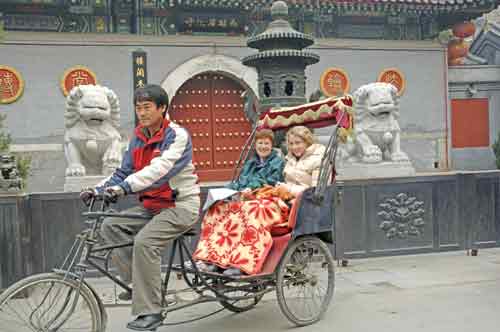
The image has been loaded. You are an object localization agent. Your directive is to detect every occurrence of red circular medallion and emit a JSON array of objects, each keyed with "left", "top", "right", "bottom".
[
  {"left": 61, "top": 66, "right": 98, "bottom": 96},
  {"left": 320, "top": 68, "right": 350, "bottom": 97},
  {"left": 0, "top": 66, "right": 24, "bottom": 104},
  {"left": 378, "top": 68, "right": 406, "bottom": 96}
]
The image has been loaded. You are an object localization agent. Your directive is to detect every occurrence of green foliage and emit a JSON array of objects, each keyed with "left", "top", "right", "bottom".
[
  {"left": 0, "top": 114, "right": 31, "bottom": 188},
  {"left": 15, "top": 154, "right": 31, "bottom": 189},
  {"left": 492, "top": 132, "right": 500, "bottom": 169},
  {"left": 0, "top": 114, "right": 12, "bottom": 152}
]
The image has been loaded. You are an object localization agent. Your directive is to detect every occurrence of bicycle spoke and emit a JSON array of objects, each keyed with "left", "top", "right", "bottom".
[
  {"left": 0, "top": 276, "right": 98, "bottom": 332},
  {"left": 2, "top": 302, "right": 38, "bottom": 332},
  {"left": 277, "top": 237, "right": 335, "bottom": 325}
]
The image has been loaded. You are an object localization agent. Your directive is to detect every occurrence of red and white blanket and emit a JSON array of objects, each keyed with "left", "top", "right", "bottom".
[{"left": 193, "top": 197, "right": 289, "bottom": 275}]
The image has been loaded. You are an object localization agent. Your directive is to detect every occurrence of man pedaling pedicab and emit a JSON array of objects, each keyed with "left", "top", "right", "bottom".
[
  {"left": 193, "top": 125, "right": 325, "bottom": 277},
  {"left": 79, "top": 84, "right": 200, "bottom": 331}
]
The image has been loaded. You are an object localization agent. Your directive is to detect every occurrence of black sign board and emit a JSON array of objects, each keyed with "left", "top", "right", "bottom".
[
  {"left": 132, "top": 50, "right": 148, "bottom": 126},
  {"left": 178, "top": 11, "right": 245, "bottom": 35}
]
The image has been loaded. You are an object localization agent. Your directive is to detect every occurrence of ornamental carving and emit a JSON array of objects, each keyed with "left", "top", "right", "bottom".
[
  {"left": 0, "top": 154, "right": 22, "bottom": 192},
  {"left": 378, "top": 193, "right": 425, "bottom": 239},
  {"left": 64, "top": 85, "right": 122, "bottom": 177},
  {"left": 338, "top": 82, "right": 411, "bottom": 164}
]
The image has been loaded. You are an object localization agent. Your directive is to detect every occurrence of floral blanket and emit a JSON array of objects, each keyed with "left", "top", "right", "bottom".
[{"left": 193, "top": 197, "right": 289, "bottom": 275}]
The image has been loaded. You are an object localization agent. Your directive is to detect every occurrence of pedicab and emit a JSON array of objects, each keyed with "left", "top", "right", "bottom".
[{"left": 0, "top": 95, "right": 353, "bottom": 332}]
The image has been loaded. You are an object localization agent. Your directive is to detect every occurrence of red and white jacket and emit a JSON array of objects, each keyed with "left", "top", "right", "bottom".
[{"left": 98, "top": 119, "right": 199, "bottom": 212}]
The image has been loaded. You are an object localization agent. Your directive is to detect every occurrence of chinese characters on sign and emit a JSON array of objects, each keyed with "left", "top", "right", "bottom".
[
  {"left": 132, "top": 50, "right": 148, "bottom": 126},
  {"left": 378, "top": 68, "right": 406, "bottom": 96},
  {"left": 61, "top": 66, "right": 97, "bottom": 96},
  {"left": 180, "top": 12, "right": 244, "bottom": 34},
  {"left": 0, "top": 66, "right": 24, "bottom": 104},
  {"left": 132, "top": 50, "right": 148, "bottom": 90},
  {"left": 320, "top": 68, "right": 350, "bottom": 97}
]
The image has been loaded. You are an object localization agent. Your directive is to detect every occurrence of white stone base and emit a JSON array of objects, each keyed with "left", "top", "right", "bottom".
[
  {"left": 64, "top": 176, "right": 107, "bottom": 192},
  {"left": 337, "top": 161, "right": 416, "bottom": 180}
]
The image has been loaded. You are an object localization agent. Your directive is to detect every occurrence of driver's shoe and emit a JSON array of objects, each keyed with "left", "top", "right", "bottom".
[{"left": 126, "top": 313, "right": 163, "bottom": 331}]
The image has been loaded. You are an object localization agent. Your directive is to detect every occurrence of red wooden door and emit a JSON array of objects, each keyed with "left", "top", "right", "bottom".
[
  {"left": 451, "top": 98, "right": 490, "bottom": 148},
  {"left": 170, "top": 73, "right": 252, "bottom": 182}
]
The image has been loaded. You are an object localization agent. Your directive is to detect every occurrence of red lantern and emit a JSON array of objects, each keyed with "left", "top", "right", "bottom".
[
  {"left": 452, "top": 22, "right": 476, "bottom": 39},
  {"left": 448, "top": 39, "right": 469, "bottom": 60}
]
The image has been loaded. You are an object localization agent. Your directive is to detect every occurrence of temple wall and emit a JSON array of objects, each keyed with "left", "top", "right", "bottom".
[
  {"left": 448, "top": 65, "right": 500, "bottom": 170},
  {"left": 1, "top": 32, "right": 448, "bottom": 192}
]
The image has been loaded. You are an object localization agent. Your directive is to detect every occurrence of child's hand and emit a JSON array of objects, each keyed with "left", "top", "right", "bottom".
[
  {"left": 240, "top": 188, "right": 254, "bottom": 200},
  {"left": 275, "top": 182, "right": 287, "bottom": 191}
]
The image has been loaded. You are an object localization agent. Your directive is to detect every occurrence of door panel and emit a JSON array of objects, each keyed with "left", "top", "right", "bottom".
[{"left": 170, "top": 73, "right": 252, "bottom": 182}]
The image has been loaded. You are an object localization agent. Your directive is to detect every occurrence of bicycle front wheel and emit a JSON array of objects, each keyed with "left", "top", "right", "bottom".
[{"left": 0, "top": 273, "right": 102, "bottom": 332}]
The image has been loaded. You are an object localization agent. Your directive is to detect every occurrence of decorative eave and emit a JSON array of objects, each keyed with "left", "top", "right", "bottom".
[
  {"left": 247, "top": 22, "right": 314, "bottom": 49},
  {"left": 242, "top": 49, "right": 320, "bottom": 66},
  {"left": 174, "top": 0, "right": 498, "bottom": 14},
  {"left": 245, "top": 0, "right": 498, "bottom": 11},
  {"left": 2, "top": 0, "right": 496, "bottom": 15}
]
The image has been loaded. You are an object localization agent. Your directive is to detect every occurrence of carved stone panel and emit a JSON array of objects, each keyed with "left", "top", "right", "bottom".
[
  {"left": 378, "top": 192, "right": 425, "bottom": 239},
  {"left": 366, "top": 183, "right": 433, "bottom": 253}
]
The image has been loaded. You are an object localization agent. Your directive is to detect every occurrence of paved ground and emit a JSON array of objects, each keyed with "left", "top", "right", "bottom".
[{"left": 85, "top": 247, "right": 500, "bottom": 332}]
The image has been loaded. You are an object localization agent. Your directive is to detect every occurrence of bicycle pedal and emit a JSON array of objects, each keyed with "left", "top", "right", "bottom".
[{"left": 163, "top": 295, "right": 177, "bottom": 306}]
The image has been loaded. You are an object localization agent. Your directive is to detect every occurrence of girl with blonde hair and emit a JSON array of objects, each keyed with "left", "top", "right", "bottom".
[{"left": 277, "top": 126, "right": 326, "bottom": 195}]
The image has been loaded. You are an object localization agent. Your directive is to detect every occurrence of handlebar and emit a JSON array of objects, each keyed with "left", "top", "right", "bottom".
[
  {"left": 83, "top": 211, "right": 150, "bottom": 219},
  {"left": 85, "top": 190, "right": 119, "bottom": 213},
  {"left": 83, "top": 192, "right": 151, "bottom": 220},
  {"left": 95, "top": 190, "right": 119, "bottom": 203}
]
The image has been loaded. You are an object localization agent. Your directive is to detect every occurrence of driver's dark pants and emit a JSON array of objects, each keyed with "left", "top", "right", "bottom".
[{"left": 100, "top": 205, "right": 197, "bottom": 316}]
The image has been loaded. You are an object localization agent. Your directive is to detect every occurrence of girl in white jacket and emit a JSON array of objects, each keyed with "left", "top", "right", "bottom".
[{"left": 278, "top": 126, "right": 326, "bottom": 196}]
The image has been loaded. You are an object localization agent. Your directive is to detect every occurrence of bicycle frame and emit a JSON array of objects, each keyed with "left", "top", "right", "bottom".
[{"left": 53, "top": 195, "right": 275, "bottom": 318}]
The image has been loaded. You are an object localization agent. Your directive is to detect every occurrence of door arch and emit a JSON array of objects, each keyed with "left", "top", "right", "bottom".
[{"left": 169, "top": 72, "right": 253, "bottom": 182}]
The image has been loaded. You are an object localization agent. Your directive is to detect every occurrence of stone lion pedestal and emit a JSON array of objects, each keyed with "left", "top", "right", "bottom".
[
  {"left": 63, "top": 85, "right": 123, "bottom": 192},
  {"left": 336, "top": 162, "right": 415, "bottom": 180},
  {"left": 336, "top": 82, "right": 416, "bottom": 180}
]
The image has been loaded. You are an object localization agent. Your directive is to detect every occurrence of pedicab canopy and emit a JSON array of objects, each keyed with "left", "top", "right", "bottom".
[{"left": 257, "top": 95, "right": 354, "bottom": 139}]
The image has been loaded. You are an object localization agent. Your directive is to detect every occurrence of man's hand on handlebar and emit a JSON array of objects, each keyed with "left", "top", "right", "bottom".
[
  {"left": 80, "top": 186, "right": 125, "bottom": 206},
  {"left": 104, "top": 185, "right": 125, "bottom": 203},
  {"left": 80, "top": 187, "right": 97, "bottom": 206}
]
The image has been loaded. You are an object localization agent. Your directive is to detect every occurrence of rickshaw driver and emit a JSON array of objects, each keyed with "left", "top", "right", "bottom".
[{"left": 80, "top": 84, "right": 200, "bottom": 331}]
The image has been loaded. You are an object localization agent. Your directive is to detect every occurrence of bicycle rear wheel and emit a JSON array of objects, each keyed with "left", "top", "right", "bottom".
[
  {"left": 276, "top": 236, "right": 335, "bottom": 326},
  {"left": 0, "top": 273, "right": 102, "bottom": 332}
]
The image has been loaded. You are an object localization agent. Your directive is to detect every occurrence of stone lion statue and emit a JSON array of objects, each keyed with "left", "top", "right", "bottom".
[
  {"left": 64, "top": 85, "right": 122, "bottom": 177},
  {"left": 343, "top": 82, "right": 410, "bottom": 163}
]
